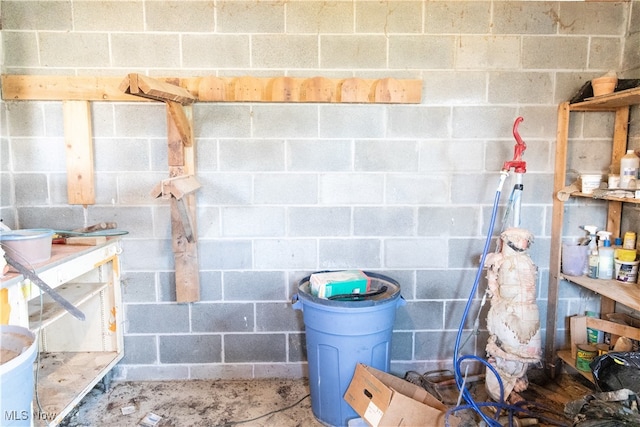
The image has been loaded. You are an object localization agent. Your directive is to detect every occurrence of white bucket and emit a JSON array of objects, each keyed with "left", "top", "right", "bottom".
[
  {"left": 614, "top": 259, "right": 640, "bottom": 283},
  {"left": 0, "top": 325, "right": 37, "bottom": 426},
  {"left": 581, "top": 174, "right": 603, "bottom": 194}
]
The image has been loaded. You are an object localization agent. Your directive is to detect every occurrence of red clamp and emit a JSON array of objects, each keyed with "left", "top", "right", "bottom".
[{"left": 502, "top": 116, "right": 527, "bottom": 173}]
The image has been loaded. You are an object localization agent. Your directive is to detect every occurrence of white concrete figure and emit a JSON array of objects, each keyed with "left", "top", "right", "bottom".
[{"left": 484, "top": 227, "right": 541, "bottom": 402}]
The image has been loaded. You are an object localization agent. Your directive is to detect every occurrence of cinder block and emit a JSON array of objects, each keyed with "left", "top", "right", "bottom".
[
  {"left": 219, "top": 140, "right": 285, "bottom": 171},
  {"left": 1, "top": 1, "right": 72, "bottom": 30},
  {"left": 389, "top": 36, "right": 455, "bottom": 69},
  {"left": 356, "top": 1, "right": 422, "bottom": 34},
  {"left": 418, "top": 206, "right": 480, "bottom": 237},
  {"left": 121, "top": 335, "right": 157, "bottom": 365},
  {"left": 287, "top": 139, "right": 352, "bottom": 172},
  {"left": 95, "top": 138, "right": 150, "bottom": 171},
  {"left": 14, "top": 173, "right": 48, "bottom": 205},
  {"left": 386, "top": 106, "right": 450, "bottom": 139},
  {"left": 385, "top": 175, "right": 450, "bottom": 205},
  {"left": 288, "top": 333, "right": 307, "bottom": 362},
  {"left": 198, "top": 239, "right": 253, "bottom": 270},
  {"left": 319, "top": 174, "right": 384, "bottom": 205},
  {"left": 74, "top": 1, "right": 144, "bottom": 31},
  {"left": 197, "top": 173, "right": 253, "bottom": 206},
  {"left": 395, "top": 301, "right": 444, "bottom": 330},
  {"left": 355, "top": 140, "right": 419, "bottom": 172},
  {"left": 320, "top": 35, "right": 388, "bottom": 69},
  {"left": 183, "top": 34, "right": 250, "bottom": 68},
  {"left": 111, "top": 33, "right": 180, "bottom": 68},
  {"left": 146, "top": 1, "right": 214, "bottom": 32},
  {"left": 559, "top": 2, "right": 627, "bottom": 36},
  {"left": 416, "top": 269, "right": 478, "bottom": 300},
  {"left": 40, "top": 33, "right": 109, "bottom": 68},
  {"left": 318, "top": 238, "right": 382, "bottom": 269},
  {"left": 456, "top": 35, "right": 521, "bottom": 70},
  {"left": 256, "top": 302, "right": 301, "bottom": 332},
  {"left": 224, "top": 334, "right": 286, "bottom": 363},
  {"left": 223, "top": 271, "right": 286, "bottom": 301},
  {"left": 121, "top": 272, "right": 157, "bottom": 303},
  {"left": 425, "top": 1, "right": 491, "bottom": 34},
  {"left": 253, "top": 105, "right": 318, "bottom": 138},
  {"left": 354, "top": 207, "right": 415, "bottom": 236},
  {"left": 390, "top": 332, "right": 413, "bottom": 361},
  {"left": 384, "top": 238, "right": 448, "bottom": 268},
  {"left": 492, "top": 2, "right": 558, "bottom": 35},
  {"left": 254, "top": 239, "right": 317, "bottom": 270},
  {"left": 319, "top": 105, "right": 386, "bottom": 138},
  {"left": 126, "top": 303, "right": 190, "bottom": 333},
  {"left": 419, "top": 140, "right": 483, "bottom": 172},
  {"left": 288, "top": 207, "right": 351, "bottom": 237},
  {"left": 2, "top": 32, "right": 40, "bottom": 67},
  {"left": 221, "top": 206, "right": 285, "bottom": 237},
  {"left": 159, "top": 335, "right": 222, "bottom": 364},
  {"left": 194, "top": 105, "right": 252, "bottom": 138},
  {"left": 191, "top": 303, "right": 254, "bottom": 333},
  {"left": 253, "top": 173, "right": 318, "bottom": 204},
  {"left": 252, "top": 35, "right": 318, "bottom": 69},
  {"left": 286, "top": 1, "right": 353, "bottom": 33},
  {"left": 216, "top": 1, "right": 284, "bottom": 33},
  {"left": 114, "top": 104, "right": 166, "bottom": 138},
  {"left": 489, "top": 72, "right": 554, "bottom": 104},
  {"left": 522, "top": 36, "right": 588, "bottom": 69}
]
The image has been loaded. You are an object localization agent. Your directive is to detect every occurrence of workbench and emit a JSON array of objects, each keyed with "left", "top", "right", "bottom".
[{"left": 1, "top": 239, "right": 123, "bottom": 426}]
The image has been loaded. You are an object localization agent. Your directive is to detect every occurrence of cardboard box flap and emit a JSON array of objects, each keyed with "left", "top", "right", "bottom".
[
  {"left": 345, "top": 364, "right": 460, "bottom": 427},
  {"left": 345, "top": 364, "right": 394, "bottom": 417},
  {"left": 364, "top": 365, "right": 448, "bottom": 412}
]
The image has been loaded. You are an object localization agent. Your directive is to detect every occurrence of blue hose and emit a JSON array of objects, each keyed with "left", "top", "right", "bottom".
[{"left": 451, "top": 171, "right": 508, "bottom": 427}]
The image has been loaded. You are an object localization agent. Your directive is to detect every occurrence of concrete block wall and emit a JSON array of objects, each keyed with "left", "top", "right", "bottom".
[{"left": 0, "top": 1, "right": 636, "bottom": 381}]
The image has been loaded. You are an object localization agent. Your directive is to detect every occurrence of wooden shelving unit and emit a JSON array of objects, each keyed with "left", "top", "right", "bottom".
[
  {"left": 545, "top": 86, "right": 640, "bottom": 380},
  {"left": 1, "top": 239, "right": 123, "bottom": 426}
]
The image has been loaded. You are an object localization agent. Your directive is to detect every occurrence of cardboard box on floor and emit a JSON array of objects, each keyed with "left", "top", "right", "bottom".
[{"left": 344, "top": 364, "right": 461, "bottom": 427}]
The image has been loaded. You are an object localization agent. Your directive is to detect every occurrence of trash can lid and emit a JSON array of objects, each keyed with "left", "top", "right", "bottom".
[{"left": 296, "top": 271, "right": 401, "bottom": 308}]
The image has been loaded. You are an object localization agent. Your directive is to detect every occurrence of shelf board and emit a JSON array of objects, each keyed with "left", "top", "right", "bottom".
[
  {"left": 28, "top": 282, "right": 108, "bottom": 332},
  {"left": 558, "top": 350, "right": 594, "bottom": 383},
  {"left": 35, "top": 351, "right": 123, "bottom": 426},
  {"left": 561, "top": 274, "right": 640, "bottom": 312},
  {"left": 570, "top": 86, "right": 640, "bottom": 111},
  {"left": 571, "top": 192, "right": 640, "bottom": 204}
]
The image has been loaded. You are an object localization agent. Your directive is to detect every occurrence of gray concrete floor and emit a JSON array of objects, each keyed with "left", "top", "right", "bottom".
[{"left": 59, "top": 378, "right": 325, "bottom": 427}]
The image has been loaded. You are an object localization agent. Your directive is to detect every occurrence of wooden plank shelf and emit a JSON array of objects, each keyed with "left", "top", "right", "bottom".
[
  {"left": 1, "top": 74, "right": 423, "bottom": 104},
  {"left": 28, "top": 282, "right": 108, "bottom": 332},
  {"left": 557, "top": 350, "right": 594, "bottom": 382},
  {"left": 571, "top": 192, "right": 640, "bottom": 204},
  {"left": 560, "top": 274, "right": 640, "bottom": 312},
  {"left": 570, "top": 86, "right": 640, "bottom": 111},
  {"left": 35, "top": 351, "right": 121, "bottom": 426}
]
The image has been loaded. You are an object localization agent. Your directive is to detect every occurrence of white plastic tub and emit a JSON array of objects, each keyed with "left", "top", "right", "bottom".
[{"left": 0, "top": 229, "right": 54, "bottom": 265}]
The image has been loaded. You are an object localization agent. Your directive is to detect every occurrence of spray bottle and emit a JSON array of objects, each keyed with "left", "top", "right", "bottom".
[
  {"left": 597, "top": 231, "right": 614, "bottom": 280},
  {"left": 583, "top": 225, "right": 599, "bottom": 278}
]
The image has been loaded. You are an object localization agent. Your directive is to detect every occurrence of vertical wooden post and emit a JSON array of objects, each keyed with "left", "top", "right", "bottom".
[
  {"left": 167, "top": 103, "right": 199, "bottom": 302},
  {"left": 62, "top": 100, "right": 95, "bottom": 205}
]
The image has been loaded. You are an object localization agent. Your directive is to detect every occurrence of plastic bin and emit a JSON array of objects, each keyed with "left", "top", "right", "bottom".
[
  {"left": 292, "top": 271, "right": 404, "bottom": 426},
  {"left": 1, "top": 325, "right": 38, "bottom": 426}
]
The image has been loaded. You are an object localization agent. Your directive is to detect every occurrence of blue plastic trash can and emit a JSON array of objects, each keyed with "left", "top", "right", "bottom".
[{"left": 292, "top": 272, "right": 404, "bottom": 427}]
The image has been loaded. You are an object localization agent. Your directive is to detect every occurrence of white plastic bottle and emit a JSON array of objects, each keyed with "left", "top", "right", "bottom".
[
  {"left": 597, "top": 231, "right": 614, "bottom": 280},
  {"left": 620, "top": 150, "right": 639, "bottom": 189}
]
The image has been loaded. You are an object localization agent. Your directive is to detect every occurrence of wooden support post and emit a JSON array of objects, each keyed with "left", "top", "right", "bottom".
[
  {"left": 167, "top": 104, "right": 199, "bottom": 303},
  {"left": 62, "top": 100, "right": 95, "bottom": 205}
]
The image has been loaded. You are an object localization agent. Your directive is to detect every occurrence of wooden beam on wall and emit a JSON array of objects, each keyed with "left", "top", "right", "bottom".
[
  {"left": 2, "top": 74, "right": 423, "bottom": 104},
  {"left": 62, "top": 100, "right": 95, "bottom": 206}
]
